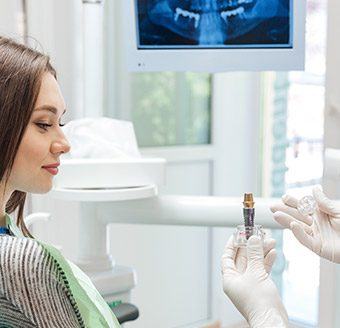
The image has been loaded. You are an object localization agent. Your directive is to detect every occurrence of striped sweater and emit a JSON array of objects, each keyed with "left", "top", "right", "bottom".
[{"left": 0, "top": 235, "right": 84, "bottom": 327}]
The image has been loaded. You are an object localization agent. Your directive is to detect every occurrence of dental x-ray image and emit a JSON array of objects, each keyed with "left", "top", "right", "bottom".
[{"left": 136, "top": 0, "right": 292, "bottom": 48}]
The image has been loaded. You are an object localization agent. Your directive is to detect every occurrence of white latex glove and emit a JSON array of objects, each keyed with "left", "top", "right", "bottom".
[
  {"left": 221, "top": 235, "right": 289, "bottom": 328},
  {"left": 271, "top": 185, "right": 340, "bottom": 263}
]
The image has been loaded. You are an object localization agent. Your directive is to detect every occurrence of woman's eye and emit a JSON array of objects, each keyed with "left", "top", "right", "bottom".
[
  {"left": 59, "top": 123, "right": 66, "bottom": 127},
  {"left": 36, "top": 123, "right": 52, "bottom": 130}
]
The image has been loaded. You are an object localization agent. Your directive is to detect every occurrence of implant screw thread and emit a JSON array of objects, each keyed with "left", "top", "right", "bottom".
[
  {"left": 243, "top": 208, "right": 255, "bottom": 226},
  {"left": 243, "top": 193, "right": 255, "bottom": 239}
]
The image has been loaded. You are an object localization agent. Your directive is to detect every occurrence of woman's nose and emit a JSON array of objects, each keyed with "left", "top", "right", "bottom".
[{"left": 51, "top": 137, "right": 71, "bottom": 155}]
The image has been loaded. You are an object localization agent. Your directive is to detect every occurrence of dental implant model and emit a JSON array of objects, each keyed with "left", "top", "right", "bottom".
[
  {"left": 297, "top": 195, "right": 317, "bottom": 216},
  {"left": 243, "top": 193, "right": 255, "bottom": 232},
  {"left": 233, "top": 193, "right": 265, "bottom": 247}
]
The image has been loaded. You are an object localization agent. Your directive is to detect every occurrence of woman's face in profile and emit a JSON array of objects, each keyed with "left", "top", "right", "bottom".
[{"left": 8, "top": 72, "right": 71, "bottom": 194}]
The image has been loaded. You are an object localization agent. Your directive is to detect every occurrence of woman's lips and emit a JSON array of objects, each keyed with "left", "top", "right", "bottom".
[{"left": 43, "top": 167, "right": 58, "bottom": 175}]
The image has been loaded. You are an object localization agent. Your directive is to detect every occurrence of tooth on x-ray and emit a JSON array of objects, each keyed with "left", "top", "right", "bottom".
[
  {"left": 174, "top": 8, "right": 200, "bottom": 29},
  {"left": 221, "top": 6, "right": 245, "bottom": 22}
]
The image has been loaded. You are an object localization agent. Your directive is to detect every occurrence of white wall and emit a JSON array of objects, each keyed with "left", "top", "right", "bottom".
[
  {"left": 0, "top": 0, "right": 82, "bottom": 113},
  {"left": 0, "top": 0, "right": 22, "bottom": 37},
  {"left": 26, "top": 0, "right": 83, "bottom": 121}
]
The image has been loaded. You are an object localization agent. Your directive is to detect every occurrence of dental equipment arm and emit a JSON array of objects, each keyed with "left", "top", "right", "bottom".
[
  {"left": 271, "top": 185, "right": 340, "bottom": 263},
  {"left": 221, "top": 236, "right": 289, "bottom": 328}
]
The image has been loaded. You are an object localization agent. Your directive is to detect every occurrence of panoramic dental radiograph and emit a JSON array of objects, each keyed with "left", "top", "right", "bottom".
[{"left": 136, "top": 0, "right": 291, "bottom": 47}]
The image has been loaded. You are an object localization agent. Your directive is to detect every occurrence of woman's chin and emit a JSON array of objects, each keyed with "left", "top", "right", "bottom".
[
  {"left": 27, "top": 182, "right": 53, "bottom": 194},
  {"left": 39, "top": 184, "right": 53, "bottom": 194}
]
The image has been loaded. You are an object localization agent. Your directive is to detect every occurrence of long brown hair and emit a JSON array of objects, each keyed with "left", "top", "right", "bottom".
[{"left": 0, "top": 36, "right": 56, "bottom": 237}]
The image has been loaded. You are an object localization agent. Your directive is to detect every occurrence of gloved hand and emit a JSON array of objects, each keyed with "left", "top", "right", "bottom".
[
  {"left": 271, "top": 185, "right": 340, "bottom": 263},
  {"left": 221, "top": 235, "right": 289, "bottom": 328}
]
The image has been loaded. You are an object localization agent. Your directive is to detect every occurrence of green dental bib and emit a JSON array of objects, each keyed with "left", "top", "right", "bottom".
[{"left": 6, "top": 213, "right": 121, "bottom": 328}]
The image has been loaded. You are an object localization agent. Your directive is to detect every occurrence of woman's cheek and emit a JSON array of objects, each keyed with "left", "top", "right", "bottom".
[{"left": 18, "top": 130, "right": 49, "bottom": 168}]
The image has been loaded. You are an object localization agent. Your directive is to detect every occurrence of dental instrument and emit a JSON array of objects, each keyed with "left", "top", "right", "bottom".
[
  {"left": 234, "top": 193, "right": 265, "bottom": 247},
  {"left": 243, "top": 193, "right": 255, "bottom": 228}
]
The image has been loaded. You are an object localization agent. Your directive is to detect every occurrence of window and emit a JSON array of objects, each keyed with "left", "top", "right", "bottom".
[
  {"left": 130, "top": 72, "right": 212, "bottom": 147},
  {"left": 263, "top": 0, "right": 327, "bottom": 326}
]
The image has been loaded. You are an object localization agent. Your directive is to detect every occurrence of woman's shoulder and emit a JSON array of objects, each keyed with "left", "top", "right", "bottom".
[
  {"left": 0, "top": 235, "right": 45, "bottom": 262},
  {"left": 0, "top": 236, "right": 67, "bottom": 283},
  {"left": 0, "top": 235, "right": 54, "bottom": 285},
  {"left": 0, "top": 236, "right": 83, "bottom": 327},
  {"left": 0, "top": 235, "right": 68, "bottom": 291}
]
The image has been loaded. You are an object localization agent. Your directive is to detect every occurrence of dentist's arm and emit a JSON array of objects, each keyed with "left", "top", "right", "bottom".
[{"left": 221, "top": 236, "right": 289, "bottom": 328}]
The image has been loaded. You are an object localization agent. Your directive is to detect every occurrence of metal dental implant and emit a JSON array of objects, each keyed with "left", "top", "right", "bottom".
[
  {"left": 233, "top": 193, "right": 264, "bottom": 247},
  {"left": 243, "top": 193, "right": 255, "bottom": 229}
]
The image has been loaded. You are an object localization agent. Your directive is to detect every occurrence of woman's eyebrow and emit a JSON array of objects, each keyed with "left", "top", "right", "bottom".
[{"left": 34, "top": 105, "right": 66, "bottom": 115}]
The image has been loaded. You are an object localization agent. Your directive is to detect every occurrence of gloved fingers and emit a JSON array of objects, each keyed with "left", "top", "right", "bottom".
[
  {"left": 263, "top": 239, "right": 276, "bottom": 273},
  {"left": 221, "top": 235, "right": 237, "bottom": 274},
  {"left": 290, "top": 221, "right": 315, "bottom": 251},
  {"left": 235, "top": 238, "right": 275, "bottom": 273},
  {"left": 235, "top": 247, "right": 247, "bottom": 273},
  {"left": 246, "top": 236, "right": 266, "bottom": 275},
  {"left": 264, "top": 248, "right": 277, "bottom": 273},
  {"left": 271, "top": 203, "right": 313, "bottom": 226},
  {"left": 313, "top": 185, "right": 340, "bottom": 217},
  {"left": 271, "top": 203, "right": 313, "bottom": 225},
  {"left": 273, "top": 211, "right": 313, "bottom": 234},
  {"left": 282, "top": 194, "right": 299, "bottom": 208},
  {"left": 263, "top": 238, "right": 276, "bottom": 256}
]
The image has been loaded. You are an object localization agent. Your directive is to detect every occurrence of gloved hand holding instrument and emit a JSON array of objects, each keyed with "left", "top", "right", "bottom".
[
  {"left": 271, "top": 185, "right": 340, "bottom": 263},
  {"left": 221, "top": 235, "right": 289, "bottom": 328}
]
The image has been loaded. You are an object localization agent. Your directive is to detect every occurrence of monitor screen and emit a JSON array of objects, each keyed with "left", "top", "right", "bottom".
[
  {"left": 135, "top": 0, "right": 292, "bottom": 49},
  {"left": 123, "top": 0, "right": 305, "bottom": 72}
]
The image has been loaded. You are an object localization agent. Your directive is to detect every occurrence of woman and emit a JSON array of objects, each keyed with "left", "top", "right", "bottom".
[{"left": 0, "top": 36, "right": 120, "bottom": 327}]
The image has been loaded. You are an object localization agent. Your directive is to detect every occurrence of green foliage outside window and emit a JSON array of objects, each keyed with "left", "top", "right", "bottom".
[{"left": 130, "top": 72, "right": 212, "bottom": 147}]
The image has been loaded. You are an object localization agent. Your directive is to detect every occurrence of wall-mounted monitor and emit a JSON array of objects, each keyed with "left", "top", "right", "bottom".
[{"left": 124, "top": 0, "right": 306, "bottom": 72}]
